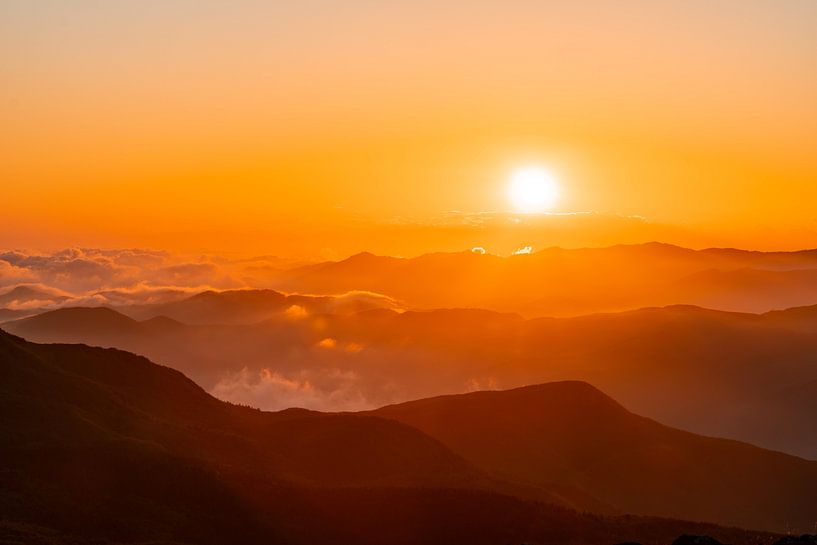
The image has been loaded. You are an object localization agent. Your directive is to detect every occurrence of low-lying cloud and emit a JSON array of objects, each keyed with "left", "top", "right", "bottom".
[
  {"left": 0, "top": 248, "right": 302, "bottom": 310},
  {"left": 0, "top": 248, "right": 247, "bottom": 293},
  {"left": 211, "top": 367, "right": 371, "bottom": 412},
  {"left": 0, "top": 248, "right": 406, "bottom": 327}
]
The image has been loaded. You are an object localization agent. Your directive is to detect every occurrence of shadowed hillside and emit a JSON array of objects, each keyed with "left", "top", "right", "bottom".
[
  {"left": 373, "top": 381, "right": 817, "bottom": 532},
  {"left": 0, "top": 329, "right": 788, "bottom": 544}
]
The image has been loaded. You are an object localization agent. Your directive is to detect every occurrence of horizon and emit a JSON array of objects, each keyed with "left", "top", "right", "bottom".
[
  {"left": 6, "top": 239, "right": 817, "bottom": 323},
  {"left": 6, "top": 236, "right": 817, "bottom": 262}
]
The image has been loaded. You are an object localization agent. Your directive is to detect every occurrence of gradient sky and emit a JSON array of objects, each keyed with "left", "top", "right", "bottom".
[{"left": 2, "top": 0, "right": 816, "bottom": 256}]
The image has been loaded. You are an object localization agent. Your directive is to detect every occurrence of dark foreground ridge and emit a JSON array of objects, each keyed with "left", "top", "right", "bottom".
[{"left": 0, "top": 329, "right": 795, "bottom": 545}]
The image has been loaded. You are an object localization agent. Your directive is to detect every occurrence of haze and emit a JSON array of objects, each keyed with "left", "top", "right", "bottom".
[{"left": 2, "top": 1, "right": 817, "bottom": 255}]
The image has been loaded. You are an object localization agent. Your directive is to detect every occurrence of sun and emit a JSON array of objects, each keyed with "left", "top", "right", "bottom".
[{"left": 508, "top": 167, "right": 559, "bottom": 213}]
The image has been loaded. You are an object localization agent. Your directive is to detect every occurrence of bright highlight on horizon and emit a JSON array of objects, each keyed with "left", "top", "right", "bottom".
[{"left": 508, "top": 167, "right": 559, "bottom": 213}]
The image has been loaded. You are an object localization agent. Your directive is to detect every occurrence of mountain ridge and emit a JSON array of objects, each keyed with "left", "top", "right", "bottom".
[
  {"left": 372, "top": 380, "right": 817, "bottom": 532},
  {"left": 0, "top": 328, "right": 794, "bottom": 543}
]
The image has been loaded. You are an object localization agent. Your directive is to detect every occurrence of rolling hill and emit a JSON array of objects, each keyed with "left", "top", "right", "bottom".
[
  {"left": 373, "top": 381, "right": 817, "bottom": 532},
  {"left": 1, "top": 329, "right": 783, "bottom": 544}
]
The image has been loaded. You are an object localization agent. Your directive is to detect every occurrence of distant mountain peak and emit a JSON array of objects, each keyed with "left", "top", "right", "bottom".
[
  {"left": 376, "top": 379, "right": 625, "bottom": 417},
  {"left": 19, "top": 305, "right": 135, "bottom": 323}
]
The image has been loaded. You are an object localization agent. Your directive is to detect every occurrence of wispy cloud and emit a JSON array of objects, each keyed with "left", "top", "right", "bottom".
[
  {"left": 211, "top": 367, "right": 370, "bottom": 412},
  {"left": 0, "top": 248, "right": 288, "bottom": 306}
]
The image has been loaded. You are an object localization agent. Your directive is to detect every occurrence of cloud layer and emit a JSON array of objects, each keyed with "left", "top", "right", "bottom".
[
  {"left": 0, "top": 248, "right": 305, "bottom": 310},
  {"left": 212, "top": 367, "right": 370, "bottom": 412}
]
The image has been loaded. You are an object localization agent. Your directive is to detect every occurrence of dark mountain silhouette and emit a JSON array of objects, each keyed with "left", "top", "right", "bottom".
[
  {"left": 373, "top": 381, "right": 817, "bottom": 532},
  {"left": 0, "top": 329, "right": 779, "bottom": 545},
  {"left": 7, "top": 305, "right": 163, "bottom": 334},
  {"left": 762, "top": 302, "right": 817, "bottom": 329},
  {"left": 129, "top": 288, "right": 289, "bottom": 324},
  {"left": 7, "top": 302, "right": 817, "bottom": 458},
  {"left": 3, "top": 307, "right": 321, "bottom": 393},
  {"left": 0, "top": 326, "right": 502, "bottom": 491}
]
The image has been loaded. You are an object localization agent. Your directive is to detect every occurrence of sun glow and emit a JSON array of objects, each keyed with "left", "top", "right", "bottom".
[{"left": 508, "top": 167, "right": 559, "bottom": 213}]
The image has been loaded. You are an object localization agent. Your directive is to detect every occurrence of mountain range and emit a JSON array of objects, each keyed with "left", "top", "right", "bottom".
[
  {"left": 8, "top": 243, "right": 817, "bottom": 320},
  {"left": 0, "top": 329, "right": 806, "bottom": 543},
  {"left": 6, "top": 297, "right": 817, "bottom": 459},
  {"left": 267, "top": 243, "right": 817, "bottom": 316}
]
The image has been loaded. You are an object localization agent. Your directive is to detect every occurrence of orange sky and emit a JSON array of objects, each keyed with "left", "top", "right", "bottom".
[{"left": 2, "top": 1, "right": 816, "bottom": 256}]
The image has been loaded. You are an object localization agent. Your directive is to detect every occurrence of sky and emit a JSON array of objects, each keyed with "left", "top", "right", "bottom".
[{"left": 2, "top": 0, "right": 816, "bottom": 256}]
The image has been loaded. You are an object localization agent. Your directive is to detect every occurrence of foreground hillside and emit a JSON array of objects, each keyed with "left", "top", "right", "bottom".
[
  {"left": 0, "top": 330, "right": 786, "bottom": 544},
  {"left": 374, "top": 382, "right": 817, "bottom": 532}
]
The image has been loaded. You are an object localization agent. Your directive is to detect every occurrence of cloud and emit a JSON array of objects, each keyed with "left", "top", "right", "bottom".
[
  {"left": 316, "top": 337, "right": 365, "bottom": 353},
  {"left": 1, "top": 249, "right": 133, "bottom": 291},
  {"left": 512, "top": 246, "right": 533, "bottom": 255},
  {"left": 471, "top": 247, "right": 487, "bottom": 255},
  {"left": 0, "top": 248, "right": 283, "bottom": 306},
  {"left": 0, "top": 283, "right": 72, "bottom": 310},
  {"left": 0, "top": 283, "right": 71, "bottom": 297},
  {"left": 210, "top": 367, "right": 370, "bottom": 411},
  {"left": 156, "top": 262, "right": 233, "bottom": 286},
  {"left": 465, "top": 377, "right": 498, "bottom": 392},
  {"left": 285, "top": 304, "right": 309, "bottom": 319},
  {"left": 0, "top": 260, "right": 38, "bottom": 287},
  {"left": 0, "top": 248, "right": 404, "bottom": 320},
  {"left": 322, "top": 290, "right": 402, "bottom": 314},
  {"left": 71, "top": 284, "right": 203, "bottom": 306}
]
